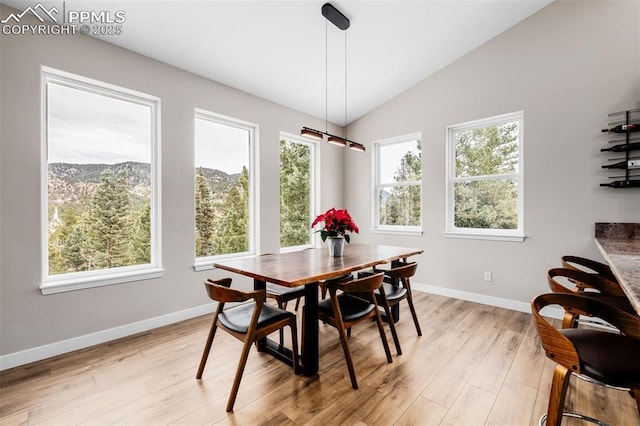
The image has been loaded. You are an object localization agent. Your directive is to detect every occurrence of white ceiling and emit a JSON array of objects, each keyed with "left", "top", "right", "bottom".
[{"left": 3, "top": 0, "right": 554, "bottom": 125}]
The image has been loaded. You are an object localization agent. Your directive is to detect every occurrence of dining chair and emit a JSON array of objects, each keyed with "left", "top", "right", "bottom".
[
  {"left": 371, "top": 261, "right": 422, "bottom": 355},
  {"left": 314, "top": 272, "right": 393, "bottom": 389},
  {"left": 531, "top": 292, "right": 640, "bottom": 426},
  {"left": 196, "top": 277, "right": 299, "bottom": 412},
  {"left": 547, "top": 267, "right": 636, "bottom": 329}
]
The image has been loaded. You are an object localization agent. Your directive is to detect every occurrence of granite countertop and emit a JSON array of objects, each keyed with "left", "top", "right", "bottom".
[{"left": 594, "top": 223, "right": 640, "bottom": 314}]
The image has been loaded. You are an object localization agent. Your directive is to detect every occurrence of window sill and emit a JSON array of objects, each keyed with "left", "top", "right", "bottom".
[
  {"left": 194, "top": 253, "right": 256, "bottom": 272},
  {"left": 444, "top": 231, "right": 525, "bottom": 242},
  {"left": 370, "top": 228, "right": 423, "bottom": 237},
  {"left": 40, "top": 267, "right": 164, "bottom": 295}
]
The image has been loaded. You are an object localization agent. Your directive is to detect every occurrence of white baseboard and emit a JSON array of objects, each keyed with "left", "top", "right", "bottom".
[
  {"left": 2, "top": 284, "right": 567, "bottom": 371},
  {"left": 0, "top": 303, "right": 216, "bottom": 371},
  {"left": 412, "top": 282, "right": 565, "bottom": 320}
]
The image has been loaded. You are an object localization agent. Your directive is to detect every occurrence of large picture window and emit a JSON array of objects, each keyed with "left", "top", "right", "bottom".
[
  {"left": 279, "top": 135, "right": 316, "bottom": 249},
  {"left": 41, "top": 68, "right": 162, "bottom": 294},
  {"left": 194, "top": 110, "right": 256, "bottom": 267},
  {"left": 446, "top": 111, "right": 524, "bottom": 241},
  {"left": 373, "top": 133, "right": 422, "bottom": 233}
]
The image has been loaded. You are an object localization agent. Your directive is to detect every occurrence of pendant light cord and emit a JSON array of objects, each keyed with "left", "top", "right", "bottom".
[
  {"left": 325, "top": 19, "right": 328, "bottom": 134},
  {"left": 344, "top": 30, "right": 348, "bottom": 140}
]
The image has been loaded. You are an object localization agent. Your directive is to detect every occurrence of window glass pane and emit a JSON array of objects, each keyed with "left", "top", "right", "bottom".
[
  {"left": 47, "top": 81, "right": 154, "bottom": 276},
  {"left": 379, "top": 139, "right": 421, "bottom": 183},
  {"left": 280, "top": 138, "right": 312, "bottom": 248},
  {"left": 377, "top": 185, "right": 421, "bottom": 227},
  {"left": 195, "top": 117, "right": 251, "bottom": 257},
  {"left": 454, "top": 121, "right": 519, "bottom": 178},
  {"left": 454, "top": 179, "right": 518, "bottom": 229}
]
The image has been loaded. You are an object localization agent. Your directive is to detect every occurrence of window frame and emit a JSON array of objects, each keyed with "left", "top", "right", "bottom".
[
  {"left": 372, "top": 132, "right": 423, "bottom": 235},
  {"left": 40, "top": 66, "right": 163, "bottom": 295},
  {"left": 193, "top": 109, "right": 258, "bottom": 271},
  {"left": 445, "top": 111, "right": 525, "bottom": 242},
  {"left": 279, "top": 132, "right": 319, "bottom": 252}
]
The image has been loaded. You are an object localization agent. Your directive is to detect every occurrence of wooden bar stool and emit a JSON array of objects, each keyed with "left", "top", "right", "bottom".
[
  {"left": 196, "top": 278, "right": 299, "bottom": 412},
  {"left": 531, "top": 293, "right": 640, "bottom": 426},
  {"left": 547, "top": 268, "right": 637, "bottom": 329}
]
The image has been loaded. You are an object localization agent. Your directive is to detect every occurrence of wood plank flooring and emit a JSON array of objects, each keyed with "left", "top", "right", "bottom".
[{"left": 1, "top": 292, "right": 638, "bottom": 425}]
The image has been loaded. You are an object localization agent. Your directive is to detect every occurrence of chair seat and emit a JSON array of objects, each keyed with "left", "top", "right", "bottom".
[
  {"left": 318, "top": 294, "right": 375, "bottom": 322},
  {"left": 376, "top": 283, "right": 407, "bottom": 301},
  {"left": 219, "top": 302, "right": 295, "bottom": 334},
  {"left": 266, "top": 283, "right": 305, "bottom": 297},
  {"left": 561, "top": 329, "right": 640, "bottom": 388}
]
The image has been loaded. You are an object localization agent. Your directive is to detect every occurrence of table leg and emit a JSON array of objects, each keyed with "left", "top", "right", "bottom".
[{"left": 301, "top": 282, "right": 319, "bottom": 376}]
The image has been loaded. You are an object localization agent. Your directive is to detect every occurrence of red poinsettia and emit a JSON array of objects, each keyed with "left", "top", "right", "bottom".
[{"left": 311, "top": 208, "right": 359, "bottom": 243}]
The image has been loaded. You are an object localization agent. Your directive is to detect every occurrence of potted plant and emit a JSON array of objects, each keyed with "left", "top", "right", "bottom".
[{"left": 311, "top": 208, "right": 359, "bottom": 256}]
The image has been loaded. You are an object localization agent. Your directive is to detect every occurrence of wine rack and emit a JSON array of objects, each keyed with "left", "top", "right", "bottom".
[{"left": 600, "top": 107, "right": 640, "bottom": 188}]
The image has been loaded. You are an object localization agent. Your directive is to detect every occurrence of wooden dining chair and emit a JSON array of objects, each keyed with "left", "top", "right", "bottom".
[
  {"left": 372, "top": 261, "right": 422, "bottom": 355},
  {"left": 196, "top": 278, "right": 299, "bottom": 412},
  {"left": 531, "top": 293, "right": 640, "bottom": 426},
  {"left": 547, "top": 268, "right": 637, "bottom": 329},
  {"left": 314, "top": 272, "right": 393, "bottom": 389}
]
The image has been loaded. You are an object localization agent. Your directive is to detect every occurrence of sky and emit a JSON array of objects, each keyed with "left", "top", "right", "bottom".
[
  {"left": 194, "top": 118, "right": 249, "bottom": 174},
  {"left": 47, "top": 82, "right": 152, "bottom": 164},
  {"left": 47, "top": 81, "right": 249, "bottom": 174},
  {"left": 379, "top": 139, "right": 420, "bottom": 183}
]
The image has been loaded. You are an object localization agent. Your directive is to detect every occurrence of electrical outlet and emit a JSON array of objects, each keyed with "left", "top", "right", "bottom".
[{"left": 484, "top": 271, "right": 492, "bottom": 282}]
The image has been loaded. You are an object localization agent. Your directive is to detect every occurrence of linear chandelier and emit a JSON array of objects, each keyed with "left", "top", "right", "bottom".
[{"left": 300, "top": 3, "right": 365, "bottom": 153}]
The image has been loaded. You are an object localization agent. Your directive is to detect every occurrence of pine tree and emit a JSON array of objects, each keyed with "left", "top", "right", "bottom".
[
  {"left": 214, "top": 166, "right": 249, "bottom": 254},
  {"left": 195, "top": 168, "right": 215, "bottom": 257},
  {"left": 85, "top": 168, "right": 133, "bottom": 269},
  {"left": 453, "top": 123, "right": 518, "bottom": 229},
  {"left": 280, "top": 140, "right": 311, "bottom": 247},
  {"left": 131, "top": 201, "right": 151, "bottom": 264},
  {"left": 384, "top": 141, "right": 422, "bottom": 226}
]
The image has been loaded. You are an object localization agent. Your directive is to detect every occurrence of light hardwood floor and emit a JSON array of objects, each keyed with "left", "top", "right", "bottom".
[{"left": 1, "top": 292, "right": 638, "bottom": 425}]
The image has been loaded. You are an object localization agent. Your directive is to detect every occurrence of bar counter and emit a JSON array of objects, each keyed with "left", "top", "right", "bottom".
[{"left": 594, "top": 222, "right": 640, "bottom": 314}]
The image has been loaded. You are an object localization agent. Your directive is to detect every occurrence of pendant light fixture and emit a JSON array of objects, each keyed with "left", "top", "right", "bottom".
[{"left": 300, "top": 3, "right": 364, "bottom": 152}]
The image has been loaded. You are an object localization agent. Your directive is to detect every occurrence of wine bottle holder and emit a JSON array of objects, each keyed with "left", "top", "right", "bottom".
[{"left": 600, "top": 107, "right": 640, "bottom": 188}]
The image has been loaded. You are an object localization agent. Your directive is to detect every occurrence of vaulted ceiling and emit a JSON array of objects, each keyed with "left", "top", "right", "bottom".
[{"left": 2, "top": 0, "right": 555, "bottom": 125}]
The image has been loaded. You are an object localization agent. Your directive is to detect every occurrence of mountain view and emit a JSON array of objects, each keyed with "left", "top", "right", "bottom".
[{"left": 47, "top": 162, "right": 243, "bottom": 275}]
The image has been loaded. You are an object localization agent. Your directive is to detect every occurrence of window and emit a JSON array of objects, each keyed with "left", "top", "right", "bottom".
[
  {"left": 41, "top": 67, "right": 162, "bottom": 294},
  {"left": 445, "top": 111, "right": 524, "bottom": 241},
  {"left": 279, "top": 134, "right": 317, "bottom": 249},
  {"left": 194, "top": 110, "right": 256, "bottom": 268},
  {"left": 373, "top": 133, "right": 422, "bottom": 234}
]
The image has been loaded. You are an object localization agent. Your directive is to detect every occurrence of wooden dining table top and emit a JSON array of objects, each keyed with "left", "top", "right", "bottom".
[{"left": 213, "top": 244, "right": 424, "bottom": 287}]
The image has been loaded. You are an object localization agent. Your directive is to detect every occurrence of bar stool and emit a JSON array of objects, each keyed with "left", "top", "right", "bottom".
[
  {"left": 532, "top": 292, "right": 640, "bottom": 426},
  {"left": 547, "top": 268, "right": 637, "bottom": 329},
  {"left": 561, "top": 255, "right": 619, "bottom": 286}
]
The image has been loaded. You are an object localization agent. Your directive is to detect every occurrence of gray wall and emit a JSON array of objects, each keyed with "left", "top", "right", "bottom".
[
  {"left": 0, "top": 4, "right": 346, "bottom": 358},
  {"left": 345, "top": 0, "right": 640, "bottom": 305},
  {"left": 1, "top": 0, "right": 640, "bottom": 364}
]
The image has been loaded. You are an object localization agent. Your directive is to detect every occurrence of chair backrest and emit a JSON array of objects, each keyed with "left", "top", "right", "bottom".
[
  {"left": 204, "top": 278, "right": 264, "bottom": 304},
  {"left": 326, "top": 272, "right": 384, "bottom": 294},
  {"left": 531, "top": 293, "right": 581, "bottom": 371},
  {"left": 384, "top": 262, "right": 417, "bottom": 280},
  {"left": 561, "top": 255, "right": 617, "bottom": 282},
  {"left": 547, "top": 268, "right": 625, "bottom": 297}
]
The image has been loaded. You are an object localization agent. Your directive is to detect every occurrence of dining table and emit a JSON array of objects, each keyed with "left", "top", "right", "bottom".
[{"left": 213, "top": 243, "right": 424, "bottom": 376}]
